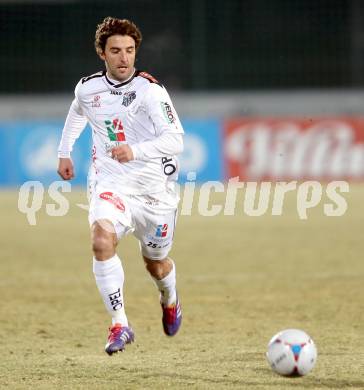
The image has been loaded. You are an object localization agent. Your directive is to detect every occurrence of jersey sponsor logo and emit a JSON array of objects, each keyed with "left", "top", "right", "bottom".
[
  {"left": 144, "top": 196, "right": 160, "bottom": 207},
  {"left": 110, "top": 90, "right": 123, "bottom": 95},
  {"left": 161, "top": 102, "right": 176, "bottom": 124},
  {"left": 99, "top": 191, "right": 125, "bottom": 212},
  {"left": 91, "top": 145, "right": 99, "bottom": 174},
  {"left": 161, "top": 157, "right": 177, "bottom": 176},
  {"left": 105, "top": 118, "right": 126, "bottom": 142},
  {"left": 122, "top": 91, "right": 136, "bottom": 107},
  {"left": 92, "top": 95, "right": 101, "bottom": 108},
  {"left": 104, "top": 141, "right": 124, "bottom": 155},
  {"left": 155, "top": 223, "right": 168, "bottom": 238}
]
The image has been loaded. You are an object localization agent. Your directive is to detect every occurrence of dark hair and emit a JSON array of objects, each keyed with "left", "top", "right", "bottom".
[{"left": 95, "top": 17, "right": 142, "bottom": 54}]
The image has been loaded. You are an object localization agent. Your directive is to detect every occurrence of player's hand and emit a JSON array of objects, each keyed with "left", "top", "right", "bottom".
[
  {"left": 111, "top": 144, "right": 134, "bottom": 163},
  {"left": 57, "top": 158, "right": 75, "bottom": 180}
]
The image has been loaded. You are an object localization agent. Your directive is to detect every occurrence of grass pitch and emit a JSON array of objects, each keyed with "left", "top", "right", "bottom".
[{"left": 1, "top": 184, "right": 364, "bottom": 389}]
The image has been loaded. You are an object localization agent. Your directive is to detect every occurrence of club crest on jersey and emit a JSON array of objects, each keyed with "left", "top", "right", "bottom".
[
  {"left": 99, "top": 192, "right": 125, "bottom": 212},
  {"left": 104, "top": 118, "right": 126, "bottom": 142},
  {"left": 155, "top": 224, "right": 168, "bottom": 238},
  {"left": 122, "top": 91, "right": 136, "bottom": 107}
]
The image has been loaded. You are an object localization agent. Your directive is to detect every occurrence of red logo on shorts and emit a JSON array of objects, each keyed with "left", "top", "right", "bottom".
[{"left": 99, "top": 192, "right": 125, "bottom": 212}]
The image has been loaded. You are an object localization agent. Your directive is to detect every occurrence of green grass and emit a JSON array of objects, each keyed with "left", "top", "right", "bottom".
[{"left": 1, "top": 184, "right": 364, "bottom": 389}]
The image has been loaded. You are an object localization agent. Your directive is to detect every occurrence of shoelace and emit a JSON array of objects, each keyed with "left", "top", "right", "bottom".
[{"left": 108, "top": 325, "right": 123, "bottom": 342}]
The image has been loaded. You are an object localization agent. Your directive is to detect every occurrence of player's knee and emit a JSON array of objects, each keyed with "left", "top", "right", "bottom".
[
  {"left": 92, "top": 234, "right": 113, "bottom": 255},
  {"left": 91, "top": 221, "right": 117, "bottom": 258}
]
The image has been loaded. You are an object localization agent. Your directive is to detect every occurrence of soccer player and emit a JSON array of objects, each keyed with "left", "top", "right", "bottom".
[{"left": 57, "top": 17, "right": 183, "bottom": 355}]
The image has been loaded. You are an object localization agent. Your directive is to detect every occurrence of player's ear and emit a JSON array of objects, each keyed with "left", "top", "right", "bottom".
[{"left": 98, "top": 50, "right": 106, "bottom": 61}]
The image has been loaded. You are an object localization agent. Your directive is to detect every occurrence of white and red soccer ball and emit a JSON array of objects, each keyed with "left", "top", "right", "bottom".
[{"left": 266, "top": 329, "right": 317, "bottom": 376}]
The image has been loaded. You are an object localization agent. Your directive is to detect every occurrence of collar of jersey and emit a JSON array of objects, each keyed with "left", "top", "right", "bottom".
[{"left": 104, "top": 69, "right": 137, "bottom": 88}]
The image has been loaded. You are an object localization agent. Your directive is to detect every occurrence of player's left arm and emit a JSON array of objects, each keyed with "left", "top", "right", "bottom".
[{"left": 111, "top": 84, "right": 184, "bottom": 163}]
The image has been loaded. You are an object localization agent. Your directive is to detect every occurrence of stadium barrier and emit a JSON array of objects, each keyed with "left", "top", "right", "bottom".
[{"left": 1, "top": 116, "right": 364, "bottom": 186}]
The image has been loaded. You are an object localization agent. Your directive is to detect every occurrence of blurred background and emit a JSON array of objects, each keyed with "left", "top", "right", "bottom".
[{"left": 1, "top": 0, "right": 364, "bottom": 186}]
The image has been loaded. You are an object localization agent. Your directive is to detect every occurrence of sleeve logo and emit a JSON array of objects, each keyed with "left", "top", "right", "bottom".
[{"left": 160, "top": 102, "right": 176, "bottom": 124}]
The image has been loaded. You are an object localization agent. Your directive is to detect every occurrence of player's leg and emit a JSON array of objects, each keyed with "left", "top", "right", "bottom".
[
  {"left": 91, "top": 220, "right": 128, "bottom": 327},
  {"left": 143, "top": 254, "right": 181, "bottom": 336},
  {"left": 132, "top": 193, "right": 182, "bottom": 336},
  {"left": 89, "top": 190, "right": 134, "bottom": 354},
  {"left": 143, "top": 256, "right": 176, "bottom": 305}
]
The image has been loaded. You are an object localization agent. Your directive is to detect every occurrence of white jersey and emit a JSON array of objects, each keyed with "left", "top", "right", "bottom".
[{"left": 58, "top": 69, "right": 184, "bottom": 195}]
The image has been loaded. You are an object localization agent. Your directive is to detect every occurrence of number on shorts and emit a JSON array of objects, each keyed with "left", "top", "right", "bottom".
[{"left": 147, "top": 241, "right": 158, "bottom": 248}]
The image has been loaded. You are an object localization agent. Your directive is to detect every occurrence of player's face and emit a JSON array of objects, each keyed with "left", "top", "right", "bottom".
[{"left": 100, "top": 35, "right": 136, "bottom": 82}]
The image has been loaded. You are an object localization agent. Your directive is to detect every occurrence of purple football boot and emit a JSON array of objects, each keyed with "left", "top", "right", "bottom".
[
  {"left": 161, "top": 294, "right": 182, "bottom": 336},
  {"left": 105, "top": 324, "right": 134, "bottom": 355}
]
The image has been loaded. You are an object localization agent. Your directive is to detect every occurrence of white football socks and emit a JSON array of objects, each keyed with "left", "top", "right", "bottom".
[
  {"left": 93, "top": 255, "right": 128, "bottom": 326},
  {"left": 152, "top": 260, "right": 177, "bottom": 306}
]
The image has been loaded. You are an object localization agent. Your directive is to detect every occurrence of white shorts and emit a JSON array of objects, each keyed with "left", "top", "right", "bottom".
[{"left": 88, "top": 182, "right": 179, "bottom": 260}]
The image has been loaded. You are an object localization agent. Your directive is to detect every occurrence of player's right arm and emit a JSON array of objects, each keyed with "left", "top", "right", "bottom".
[{"left": 57, "top": 83, "right": 88, "bottom": 180}]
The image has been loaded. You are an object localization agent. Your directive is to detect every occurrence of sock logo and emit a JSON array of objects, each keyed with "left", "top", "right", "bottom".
[{"left": 108, "top": 288, "right": 123, "bottom": 311}]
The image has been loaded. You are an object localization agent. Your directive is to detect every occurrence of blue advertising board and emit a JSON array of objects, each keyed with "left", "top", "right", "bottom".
[
  {"left": 179, "top": 119, "right": 222, "bottom": 182},
  {"left": 0, "top": 118, "right": 222, "bottom": 187}
]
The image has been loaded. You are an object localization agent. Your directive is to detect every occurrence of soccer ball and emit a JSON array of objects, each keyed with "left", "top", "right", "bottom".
[{"left": 266, "top": 329, "right": 317, "bottom": 376}]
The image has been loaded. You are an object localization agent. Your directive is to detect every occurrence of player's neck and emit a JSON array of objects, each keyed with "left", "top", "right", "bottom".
[{"left": 106, "top": 68, "right": 136, "bottom": 84}]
